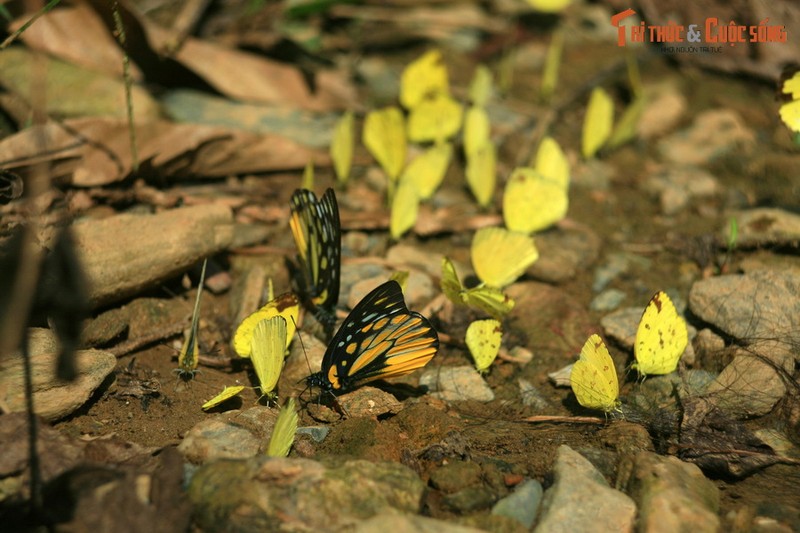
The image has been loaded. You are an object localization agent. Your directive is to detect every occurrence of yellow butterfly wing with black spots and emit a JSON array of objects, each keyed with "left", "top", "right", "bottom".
[
  {"left": 306, "top": 280, "right": 439, "bottom": 393},
  {"left": 289, "top": 188, "right": 341, "bottom": 330},
  {"left": 632, "top": 291, "right": 688, "bottom": 376},
  {"left": 570, "top": 334, "right": 620, "bottom": 412}
]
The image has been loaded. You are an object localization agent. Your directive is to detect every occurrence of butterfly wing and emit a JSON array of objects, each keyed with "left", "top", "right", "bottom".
[
  {"left": 503, "top": 168, "right": 568, "bottom": 234},
  {"left": 441, "top": 257, "right": 465, "bottom": 302},
  {"left": 202, "top": 386, "right": 245, "bottom": 411},
  {"left": 176, "top": 259, "right": 207, "bottom": 378},
  {"left": 441, "top": 257, "right": 514, "bottom": 318},
  {"left": 471, "top": 227, "right": 539, "bottom": 289},
  {"left": 233, "top": 292, "right": 299, "bottom": 358},
  {"left": 779, "top": 66, "right": 800, "bottom": 133},
  {"left": 251, "top": 316, "right": 287, "bottom": 400},
  {"left": 633, "top": 291, "right": 688, "bottom": 376},
  {"left": 311, "top": 280, "right": 439, "bottom": 392},
  {"left": 289, "top": 188, "right": 341, "bottom": 328},
  {"left": 462, "top": 286, "right": 515, "bottom": 319},
  {"left": 465, "top": 319, "right": 502, "bottom": 373},
  {"left": 266, "top": 398, "right": 299, "bottom": 457},
  {"left": 570, "top": 334, "right": 619, "bottom": 412}
]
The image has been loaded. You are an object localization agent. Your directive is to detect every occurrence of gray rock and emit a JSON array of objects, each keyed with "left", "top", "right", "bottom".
[
  {"left": 419, "top": 366, "right": 495, "bottom": 402},
  {"left": 590, "top": 288, "right": 627, "bottom": 311},
  {"left": 0, "top": 328, "right": 115, "bottom": 421},
  {"left": 188, "top": 457, "right": 425, "bottom": 531},
  {"left": 625, "top": 451, "right": 720, "bottom": 533},
  {"left": 726, "top": 207, "right": 800, "bottom": 248},
  {"left": 338, "top": 386, "right": 403, "bottom": 418},
  {"left": 429, "top": 461, "right": 483, "bottom": 493},
  {"left": 534, "top": 446, "right": 636, "bottom": 532},
  {"left": 658, "top": 109, "right": 755, "bottom": 165},
  {"left": 688, "top": 270, "right": 800, "bottom": 358},
  {"left": 72, "top": 203, "right": 234, "bottom": 308},
  {"left": 492, "top": 479, "right": 543, "bottom": 529},
  {"left": 645, "top": 165, "right": 720, "bottom": 215},
  {"left": 444, "top": 485, "right": 497, "bottom": 513},
  {"left": 593, "top": 253, "right": 643, "bottom": 292},
  {"left": 177, "top": 406, "right": 279, "bottom": 464},
  {"left": 527, "top": 224, "right": 601, "bottom": 284},
  {"left": 353, "top": 513, "right": 487, "bottom": 533},
  {"left": 519, "top": 379, "right": 550, "bottom": 410},
  {"left": 703, "top": 343, "right": 790, "bottom": 418}
]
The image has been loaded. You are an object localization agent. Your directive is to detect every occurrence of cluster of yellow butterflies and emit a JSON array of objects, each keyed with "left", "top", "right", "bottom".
[
  {"left": 198, "top": 287, "right": 300, "bottom": 409},
  {"left": 569, "top": 290, "right": 689, "bottom": 412}
]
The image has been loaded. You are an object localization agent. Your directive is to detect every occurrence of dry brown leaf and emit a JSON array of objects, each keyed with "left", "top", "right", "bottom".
[
  {"left": 10, "top": 2, "right": 143, "bottom": 80},
  {"left": 118, "top": 1, "right": 355, "bottom": 111},
  {"left": 0, "top": 118, "right": 329, "bottom": 186},
  {"left": 0, "top": 47, "right": 158, "bottom": 121},
  {"left": 330, "top": 3, "right": 507, "bottom": 45}
]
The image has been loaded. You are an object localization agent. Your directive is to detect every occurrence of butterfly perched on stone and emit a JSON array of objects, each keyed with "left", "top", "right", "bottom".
[
  {"left": 570, "top": 334, "right": 620, "bottom": 412},
  {"left": 632, "top": 291, "right": 688, "bottom": 376},
  {"left": 306, "top": 280, "right": 439, "bottom": 394},
  {"left": 289, "top": 188, "right": 341, "bottom": 332}
]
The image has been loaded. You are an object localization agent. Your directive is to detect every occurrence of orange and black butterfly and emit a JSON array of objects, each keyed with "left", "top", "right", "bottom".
[
  {"left": 289, "top": 188, "right": 341, "bottom": 332},
  {"left": 306, "top": 280, "right": 439, "bottom": 394}
]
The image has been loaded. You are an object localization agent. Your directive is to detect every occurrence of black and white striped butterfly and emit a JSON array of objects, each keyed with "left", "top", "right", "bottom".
[{"left": 289, "top": 188, "right": 341, "bottom": 332}]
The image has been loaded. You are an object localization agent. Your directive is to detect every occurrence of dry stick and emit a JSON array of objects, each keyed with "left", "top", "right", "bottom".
[
  {"left": 112, "top": 1, "right": 139, "bottom": 172},
  {"left": 523, "top": 415, "right": 606, "bottom": 424},
  {"left": 0, "top": 0, "right": 61, "bottom": 50}
]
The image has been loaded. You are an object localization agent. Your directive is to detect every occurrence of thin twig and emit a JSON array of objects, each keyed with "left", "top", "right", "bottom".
[
  {"left": 0, "top": 0, "right": 61, "bottom": 50},
  {"left": 112, "top": 1, "right": 139, "bottom": 172}
]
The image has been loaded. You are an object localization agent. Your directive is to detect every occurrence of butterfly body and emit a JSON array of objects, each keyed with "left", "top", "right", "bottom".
[
  {"left": 175, "top": 259, "right": 207, "bottom": 380},
  {"left": 289, "top": 188, "right": 341, "bottom": 331},
  {"left": 307, "top": 280, "right": 439, "bottom": 394}
]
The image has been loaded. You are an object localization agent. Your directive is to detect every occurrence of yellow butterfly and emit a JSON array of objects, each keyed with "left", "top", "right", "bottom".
[
  {"left": 441, "top": 257, "right": 514, "bottom": 318},
  {"left": 525, "top": 0, "right": 572, "bottom": 13},
  {"left": 466, "top": 319, "right": 502, "bottom": 373},
  {"left": 532, "top": 137, "right": 569, "bottom": 190},
  {"left": 266, "top": 397, "right": 298, "bottom": 458},
  {"left": 471, "top": 227, "right": 539, "bottom": 289},
  {"left": 251, "top": 316, "right": 287, "bottom": 402},
  {"left": 465, "top": 141, "right": 496, "bottom": 208},
  {"left": 201, "top": 385, "right": 245, "bottom": 411},
  {"left": 503, "top": 167, "right": 568, "bottom": 234},
  {"left": 632, "top": 291, "right": 688, "bottom": 376},
  {"left": 779, "top": 65, "right": 800, "bottom": 135},
  {"left": 463, "top": 106, "right": 490, "bottom": 157},
  {"left": 330, "top": 111, "right": 354, "bottom": 184},
  {"left": 407, "top": 93, "right": 463, "bottom": 143},
  {"left": 176, "top": 259, "right": 207, "bottom": 380},
  {"left": 301, "top": 161, "right": 314, "bottom": 191},
  {"left": 233, "top": 293, "right": 299, "bottom": 358},
  {"left": 363, "top": 106, "right": 407, "bottom": 181},
  {"left": 400, "top": 143, "right": 452, "bottom": 200},
  {"left": 400, "top": 49, "right": 449, "bottom": 110},
  {"left": 582, "top": 87, "right": 614, "bottom": 158},
  {"left": 389, "top": 270, "right": 410, "bottom": 292},
  {"left": 390, "top": 178, "right": 420, "bottom": 239},
  {"left": 468, "top": 65, "right": 493, "bottom": 106},
  {"left": 570, "top": 334, "right": 620, "bottom": 412}
]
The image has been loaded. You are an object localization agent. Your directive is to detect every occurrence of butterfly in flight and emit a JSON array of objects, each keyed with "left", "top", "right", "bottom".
[
  {"left": 289, "top": 188, "right": 341, "bottom": 333},
  {"left": 306, "top": 280, "right": 439, "bottom": 394}
]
